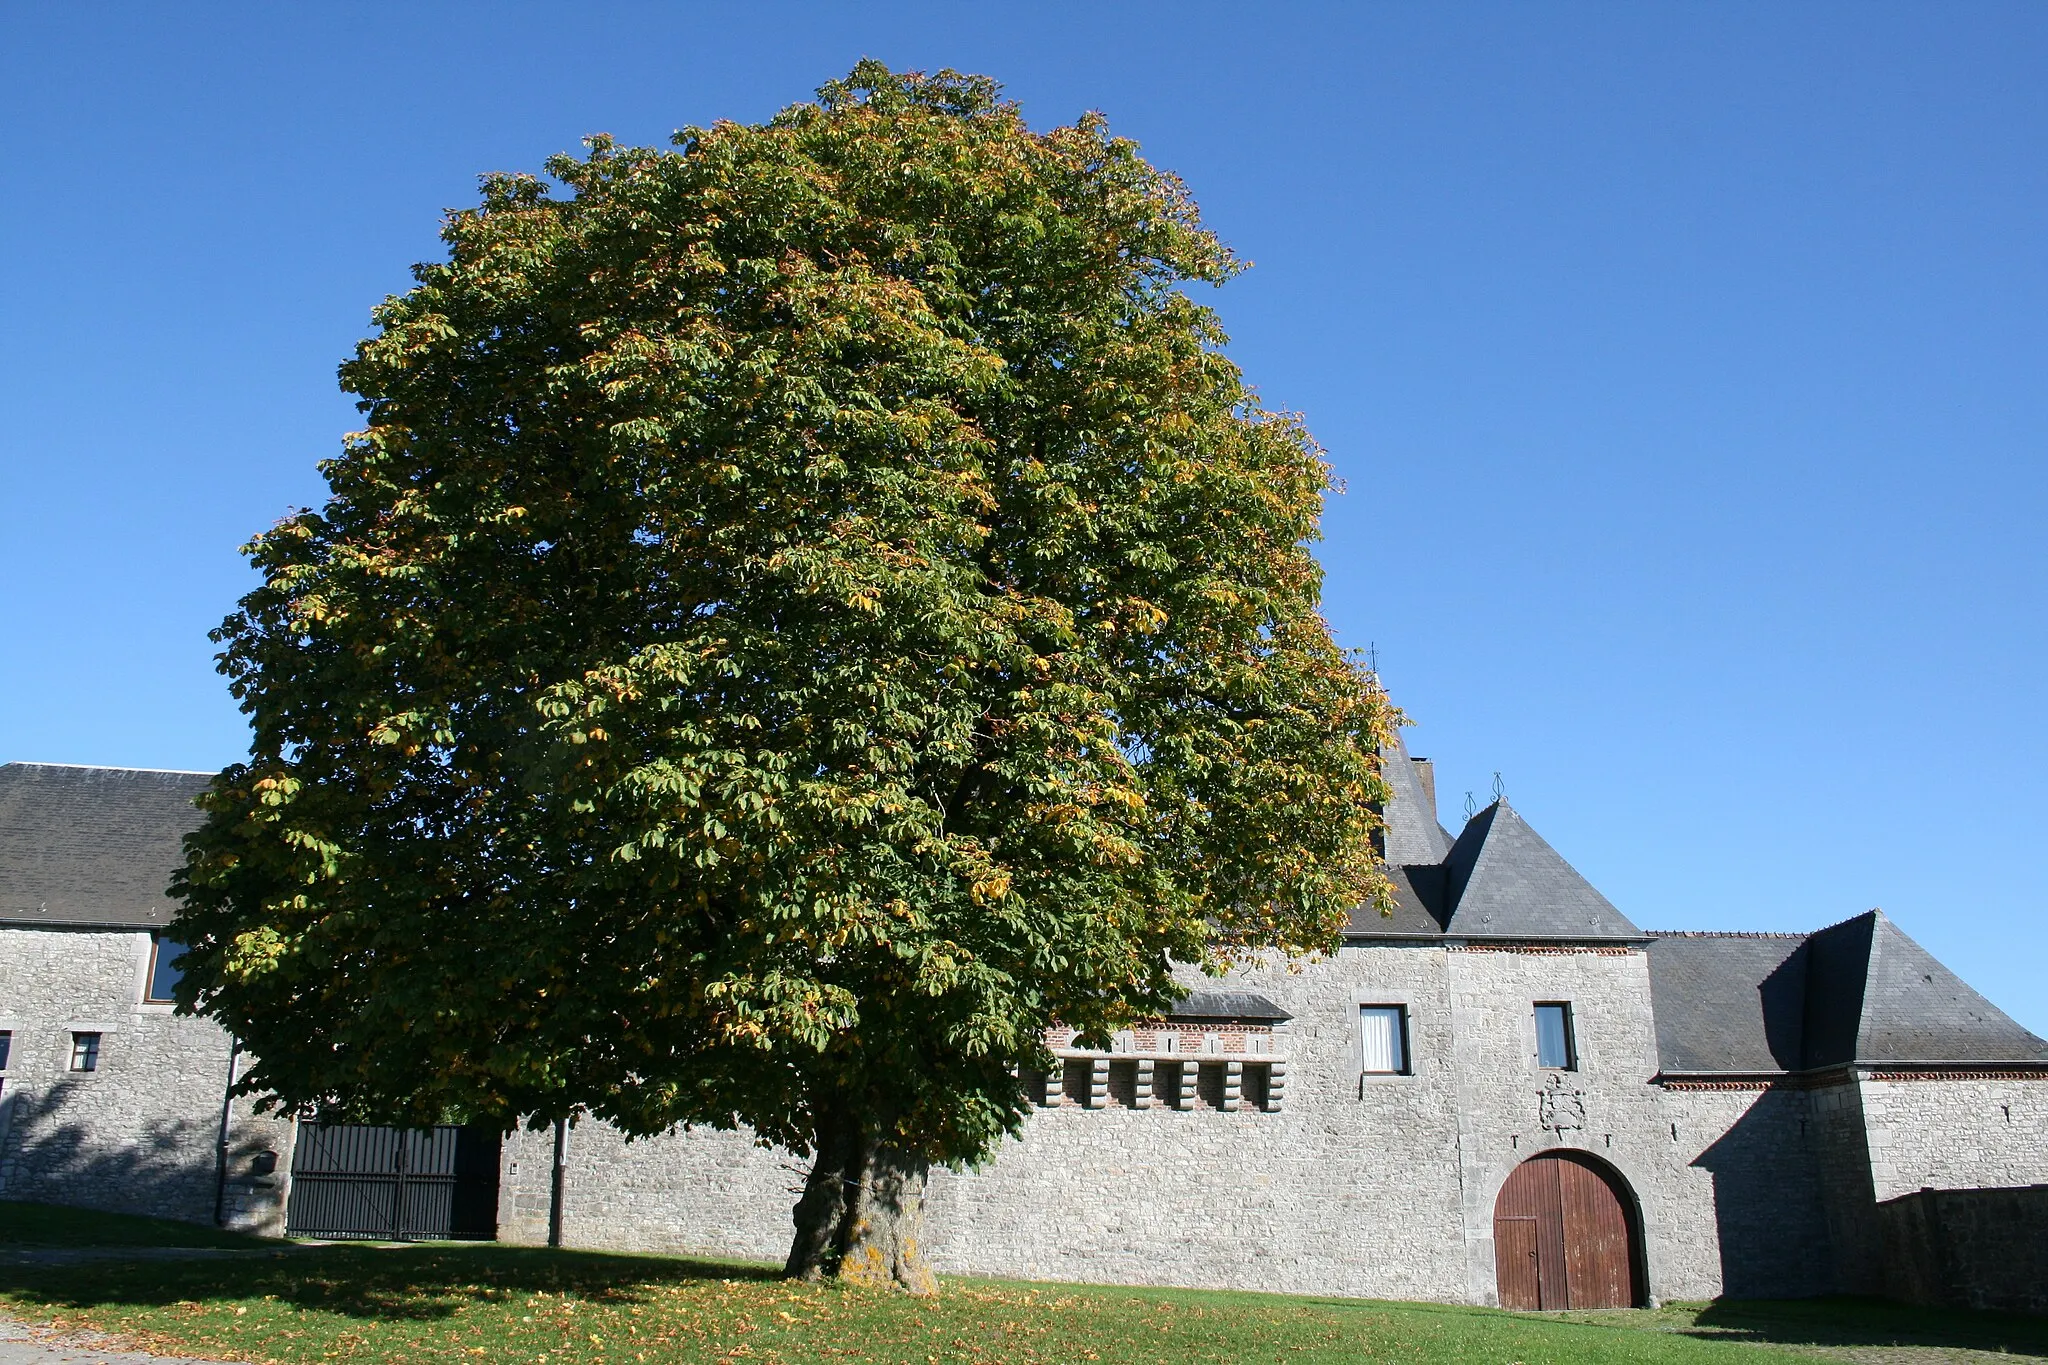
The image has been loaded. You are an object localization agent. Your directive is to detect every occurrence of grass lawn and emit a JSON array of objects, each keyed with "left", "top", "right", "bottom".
[
  {"left": 0, "top": 1198, "right": 277, "bottom": 1249},
  {"left": 1, "top": 1204, "right": 2043, "bottom": 1365}
]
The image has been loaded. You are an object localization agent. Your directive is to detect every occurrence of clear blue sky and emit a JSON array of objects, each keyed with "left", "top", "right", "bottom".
[{"left": 4, "top": 4, "right": 2043, "bottom": 1031}]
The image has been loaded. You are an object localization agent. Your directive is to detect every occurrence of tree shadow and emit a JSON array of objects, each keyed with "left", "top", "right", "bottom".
[
  {"left": 1, "top": 1080, "right": 230, "bottom": 1227},
  {"left": 0, "top": 1243, "right": 780, "bottom": 1324},
  {"left": 1684, "top": 1297, "right": 2048, "bottom": 1358}
]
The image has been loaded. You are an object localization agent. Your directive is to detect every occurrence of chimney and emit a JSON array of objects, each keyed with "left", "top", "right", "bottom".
[{"left": 1410, "top": 757, "right": 1437, "bottom": 821}]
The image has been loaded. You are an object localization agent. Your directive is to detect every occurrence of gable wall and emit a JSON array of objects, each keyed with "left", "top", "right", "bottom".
[{"left": 0, "top": 925, "right": 293, "bottom": 1232}]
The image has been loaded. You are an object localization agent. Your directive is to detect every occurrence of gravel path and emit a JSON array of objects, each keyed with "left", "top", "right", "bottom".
[{"left": 0, "top": 1319, "right": 243, "bottom": 1365}]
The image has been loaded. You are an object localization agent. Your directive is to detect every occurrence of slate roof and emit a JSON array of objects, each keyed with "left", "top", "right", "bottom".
[
  {"left": 1352, "top": 766, "right": 1641, "bottom": 941},
  {"left": 11, "top": 750, "right": 2035, "bottom": 1076},
  {"left": 1348, "top": 862, "right": 1450, "bottom": 936},
  {"left": 1645, "top": 932, "right": 1810, "bottom": 1072},
  {"left": 1438, "top": 801, "right": 1642, "bottom": 939},
  {"left": 1814, "top": 911, "right": 2047, "bottom": 1066},
  {"left": 1646, "top": 912, "right": 2048, "bottom": 1073},
  {"left": 0, "top": 762, "right": 210, "bottom": 929},
  {"left": 1378, "top": 731, "right": 1451, "bottom": 866},
  {"left": 1170, "top": 990, "right": 1292, "bottom": 1023}
]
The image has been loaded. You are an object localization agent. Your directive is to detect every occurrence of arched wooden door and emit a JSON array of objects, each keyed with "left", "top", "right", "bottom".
[{"left": 1493, "top": 1152, "right": 1639, "bottom": 1309}]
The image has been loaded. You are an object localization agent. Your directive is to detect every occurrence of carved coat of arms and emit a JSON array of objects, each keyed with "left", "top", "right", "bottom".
[{"left": 1538, "top": 1073, "right": 1587, "bottom": 1133}]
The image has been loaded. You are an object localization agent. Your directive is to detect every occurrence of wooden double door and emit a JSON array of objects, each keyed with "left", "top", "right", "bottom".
[{"left": 1493, "top": 1152, "right": 1639, "bottom": 1310}]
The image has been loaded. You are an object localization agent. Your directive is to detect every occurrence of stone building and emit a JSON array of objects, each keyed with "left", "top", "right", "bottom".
[
  {"left": 3, "top": 742, "right": 2044, "bottom": 1310},
  {"left": 0, "top": 763, "right": 294, "bottom": 1233}
]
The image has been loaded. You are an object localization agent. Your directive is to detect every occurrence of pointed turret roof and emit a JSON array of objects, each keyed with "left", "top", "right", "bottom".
[
  {"left": 1440, "top": 800, "right": 1642, "bottom": 939},
  {"left": 1378, "top": 730, "right": 1450, "bottom": 866},
  {"left": 1348, "top": 862, "right": 1451, "bottom": 936}
]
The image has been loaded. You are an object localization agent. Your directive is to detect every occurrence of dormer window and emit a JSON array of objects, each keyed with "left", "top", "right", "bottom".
[{"left": 146, "top": 937, "right": 187, "bottom": 1004}]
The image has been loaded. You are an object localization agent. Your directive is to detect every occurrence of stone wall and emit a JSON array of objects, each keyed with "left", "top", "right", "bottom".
[
  {"left": 19, "top": 919, "right": 2035, "bottom": 1307},
  {"left": 1805, "top": 1077, "right": 1883, "bottom": 1294},
  {"left": 1437, "top": 944, "right": 1734, "bottom": 1304},
  {"left": 501, "top": 943, "right": 1780, "bottom": 1306},
  {"left": 502, "top": 945, "right": 1475, "bottom": 1300},
  {"left": 0, "top": 926, "right": 293, "bottom": 1234},
  {"left": 1858, "top": 1074, "right": 2048, "bottom": 1201},
  {"left": 1670, "top": 1083, "right": 1835, "bottom": 1299},
  {"left": 1878, "top": 1184, "right": 2048, "bottom": 1314},
  {"left": 500, "top": 1120, "right": 796, "bottom": 1261}
]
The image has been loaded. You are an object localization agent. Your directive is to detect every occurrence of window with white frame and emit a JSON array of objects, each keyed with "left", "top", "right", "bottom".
[
  {"left": 0, "top": 1030, "right": 11, "bottom": 1070},
  {"left": 70, "top": 1032, "right": 101, "bottom": 1073},
  {"left": 1359, "top": 1005, "right": 1409, "bottom": 1076},
  {"left": 1534, "top": 1002, "right": 1577, "bottom": 1070}
]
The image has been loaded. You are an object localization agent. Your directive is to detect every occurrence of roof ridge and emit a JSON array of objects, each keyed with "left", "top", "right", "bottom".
[
  {"left": 3, "top": 761, "right": 214, "bottom": 776},
  {"left": 1809, "top": 907, "right": 1885, "bottom": 935},
  {"left": 1645, "top": 930, "right": 1808, "bottom": 939}
]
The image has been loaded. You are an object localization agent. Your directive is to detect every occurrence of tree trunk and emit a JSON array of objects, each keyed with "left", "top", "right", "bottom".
[
  {"left": 834, "top": 1139, "right": 936, "bottom": 1295},
  {"left": 784, "top": 1108, "right": 857, "bottom": 1281}
]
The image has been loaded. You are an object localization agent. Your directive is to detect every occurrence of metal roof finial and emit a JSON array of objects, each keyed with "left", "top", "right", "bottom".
[
  {"left": 1463, "top": 790, "right": 1477, "bottom": 820},
  {"left": 1492, "top": 772, "right": 1506, "bottom": 804}
]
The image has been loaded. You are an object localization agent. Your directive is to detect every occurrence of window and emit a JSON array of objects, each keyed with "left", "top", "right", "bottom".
[
  {"left": 70, "top": 1032, "right": 101, "bottom": 1073},
  {"left": 1359, "top": 1005, "right": 1409, "bottom": 1075},
  {"left": 0, "top": 1030, "right": 11, "bottom": 1070},
  {"left": 1534, "top": 1003, "right": 1576, "bottom": 1070},
  {"left": 146, "top": 937, "right": 187, "bottom": 1003}
]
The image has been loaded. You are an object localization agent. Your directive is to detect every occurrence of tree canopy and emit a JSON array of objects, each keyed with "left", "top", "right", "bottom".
[{"left": 172, "top": 62, "right": 1391, "bottom": 1289}]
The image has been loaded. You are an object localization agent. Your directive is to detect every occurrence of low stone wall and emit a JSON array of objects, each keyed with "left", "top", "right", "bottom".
[{"left": 1878, "top": 1185, "right": 2048, "bottom": 1315}]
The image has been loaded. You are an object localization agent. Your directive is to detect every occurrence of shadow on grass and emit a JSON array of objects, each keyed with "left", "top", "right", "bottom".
[
  {"left": 0, "top": 1243, "right": 779, "bottom": 1324},
  {"left": 0, "top": 1199, "right": 274, "bottom": 1250},
  {"left": 1678, "top": 1297, "right": 2048, "bottom": 1358}
]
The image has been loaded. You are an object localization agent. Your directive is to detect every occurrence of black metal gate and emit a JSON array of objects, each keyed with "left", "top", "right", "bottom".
[{"left": 286, "top": 1125, "right": 500, "bottom": 1240}]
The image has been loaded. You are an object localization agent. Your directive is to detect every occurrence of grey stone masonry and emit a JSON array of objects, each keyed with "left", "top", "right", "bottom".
[
  {"left": 0, "top": 927, "right": 293, "bottom": 1234},
  {"left": 12, "top": 753, "right": 2046, "bottom": 1310},
  {"left": 1878, "top": 1184, "right": 2048, "bottom": 1314},
  {"left": 1660, "top": 1082, "right": 1835, "bottom": 1300},
  {"left": 495, "top": 939, "right": 2048, "bottom": 1307},
  {"left": 499, "top": 944, "right": 1743, "bottom": 1303},
  {"left": 1858, "top": 1073, "right": 2048, "bottom": 1201}
]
